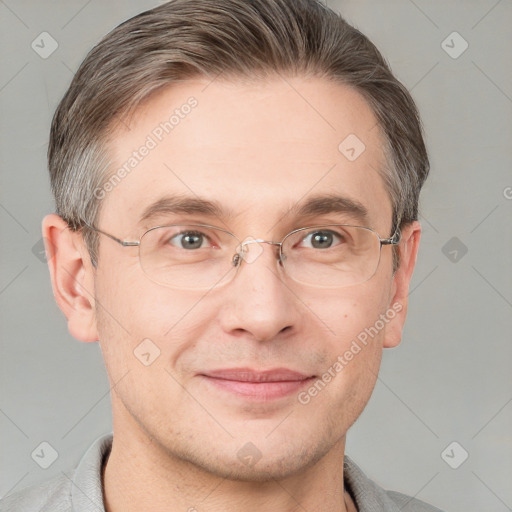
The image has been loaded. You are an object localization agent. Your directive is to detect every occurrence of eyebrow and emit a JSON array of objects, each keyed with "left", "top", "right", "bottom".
[
  {"left": 138, "top": 195, "right": 230, "bottom": 224},
  {"left": 138, "top": 193, "right": 369, "bottom": 226},
  {"left": 289, "top": 194, "right": 369, "bottom": 224}
]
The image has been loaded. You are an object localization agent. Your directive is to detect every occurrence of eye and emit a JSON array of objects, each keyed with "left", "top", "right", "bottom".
[
  {"left": 169, "top": 230, "right": 212, "bottom": 250},
  {"left": 299, "top": 229, "right": 344, "bottom": 249}
]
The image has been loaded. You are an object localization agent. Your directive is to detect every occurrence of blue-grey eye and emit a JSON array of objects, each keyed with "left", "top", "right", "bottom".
[
  {"left": 301, "top": 230, "right": 342, "bottom": 249},
  {"left": 170, "top": 231, "right": 207, "bottom": 250}
]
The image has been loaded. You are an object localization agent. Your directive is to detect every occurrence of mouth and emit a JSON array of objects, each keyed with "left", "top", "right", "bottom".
[{"left": 198, "top": 367, "right": 316, "bottom": 400}]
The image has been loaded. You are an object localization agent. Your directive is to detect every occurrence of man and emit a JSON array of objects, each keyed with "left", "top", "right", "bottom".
[{"left": 1, "top": 0, "right": 443, "bottom": 510}]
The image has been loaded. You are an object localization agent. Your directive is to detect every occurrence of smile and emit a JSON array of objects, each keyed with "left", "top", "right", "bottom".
[{"left": 199, "top": 368, "right": 316, "bottom": 400}]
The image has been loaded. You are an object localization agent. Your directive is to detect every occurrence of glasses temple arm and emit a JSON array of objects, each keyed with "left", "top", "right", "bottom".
[
  {"left": 83, "top": 222, "right": 140, "bottom": 247},
  {"left": 380, "top": 228, "right": 401, "bottom": 246}
]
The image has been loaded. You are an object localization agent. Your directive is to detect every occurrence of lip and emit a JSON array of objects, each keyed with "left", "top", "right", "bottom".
[
  {"left": 200, "top": 367, "right": 312, "bottom": 382},
  {"left": 198, "top": 367, "right": 316, "bottom": 401}
]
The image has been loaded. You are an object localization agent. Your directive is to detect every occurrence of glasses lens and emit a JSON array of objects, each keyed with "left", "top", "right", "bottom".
[
  {"left": 281, "top": 225, "right": 382, "bottom": 288},
  {"left": 139, "top": 225, "right": 239, "bottom": 289},
  {"left": 138, "top": 224, "right": 383, "bottom": 289}
]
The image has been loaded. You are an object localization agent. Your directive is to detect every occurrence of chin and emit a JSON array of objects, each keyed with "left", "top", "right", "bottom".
[{"left": 173, "top": 433, "right": 334, "bottom": 483}]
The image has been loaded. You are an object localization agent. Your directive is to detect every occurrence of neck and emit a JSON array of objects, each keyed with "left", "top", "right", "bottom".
[{"left": 102, "top": 428, "right": 356, "bottom": 512}]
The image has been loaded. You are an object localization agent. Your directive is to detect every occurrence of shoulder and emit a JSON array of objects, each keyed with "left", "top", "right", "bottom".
[
  {"left": 1, "top": 432, "right": 112, "bottom": 512},
  {"left": 343, "top": 456, "right": 444, "bottom": 512},
  {"left": 386, "top": 490, "right": 444, "bottom": 511},
  {"left": 0, "top": 472, "right": 73, "bottom": 512}
]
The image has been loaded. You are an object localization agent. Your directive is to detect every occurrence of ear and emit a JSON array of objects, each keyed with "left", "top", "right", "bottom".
[
  {"left": 383, "top": 221, "right": 421, "bottom": 348},
  {"left": 42, "top": 214, "right": 99, "bottom": 342}
]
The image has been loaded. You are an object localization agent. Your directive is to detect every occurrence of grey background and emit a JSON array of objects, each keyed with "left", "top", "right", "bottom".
[{"left": 1, "top": 1, "right": 511, "bottom": 510}]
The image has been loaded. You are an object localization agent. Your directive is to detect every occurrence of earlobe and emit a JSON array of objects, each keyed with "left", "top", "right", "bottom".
[
  {"left": 42, "top": 214, "right": 99, "bottom": 342},
  {"left": 383, "top": 221, "right": 421, "bottom": 348}
]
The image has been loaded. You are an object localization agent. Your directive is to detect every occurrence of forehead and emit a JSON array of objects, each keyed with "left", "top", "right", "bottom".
[{"left": 101, "top": 76, "right": 392, "bottom": 234}]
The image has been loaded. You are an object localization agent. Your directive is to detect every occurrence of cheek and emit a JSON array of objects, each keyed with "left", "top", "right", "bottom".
[
  {"left": 296, "top": 288, "right": 388, "bottom": 434},
  {"left": 305, "top": 278, "right": 392, "bottom": 347},
  {"left": 301, "top": 280, "right": 392, "bottom": 392},
  {"left": 93, "top": 266, "right": 213, "bottom": 375}
]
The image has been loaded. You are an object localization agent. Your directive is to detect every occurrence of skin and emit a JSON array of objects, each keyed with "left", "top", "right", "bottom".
[{"left": 43, "top": 75, "right": 421, "bottom": 512}]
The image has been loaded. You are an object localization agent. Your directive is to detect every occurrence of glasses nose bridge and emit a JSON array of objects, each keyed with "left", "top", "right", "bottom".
[
  {"left": 233, "top": 238, "right": 284, "bottom": 267},
  {"left": 239, "top": 238, "right": 281, "bottom": 249},
  {"left": 238, "top": 238, "right": 283, "bottom": 255}
]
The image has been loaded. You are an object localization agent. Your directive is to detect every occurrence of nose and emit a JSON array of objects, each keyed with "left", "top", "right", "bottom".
[{"left": 217, "top": 240, "right": 301, "bottom": 343}]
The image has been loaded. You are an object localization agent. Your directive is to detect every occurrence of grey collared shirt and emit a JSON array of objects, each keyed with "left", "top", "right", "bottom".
[{"left": 0, "top": 433, "right": 443, "bottom": 511}]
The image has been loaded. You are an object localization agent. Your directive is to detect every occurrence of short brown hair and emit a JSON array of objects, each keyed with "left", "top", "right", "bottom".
[{"left": 48, "top": 0, "right": 429, "bottom": 267}]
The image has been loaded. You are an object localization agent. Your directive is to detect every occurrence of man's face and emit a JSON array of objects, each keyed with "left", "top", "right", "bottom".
[{"left": 88, "top": 76, "right": 408, "bottom": 479}]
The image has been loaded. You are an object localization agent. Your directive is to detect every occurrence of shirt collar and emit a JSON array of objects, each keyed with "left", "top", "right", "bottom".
[
  {"left": 71, "top": 432, "right": 112, "bottom": 511},
  {"left": 343, "top": 456, "right": 402, "bottom": 511}
]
